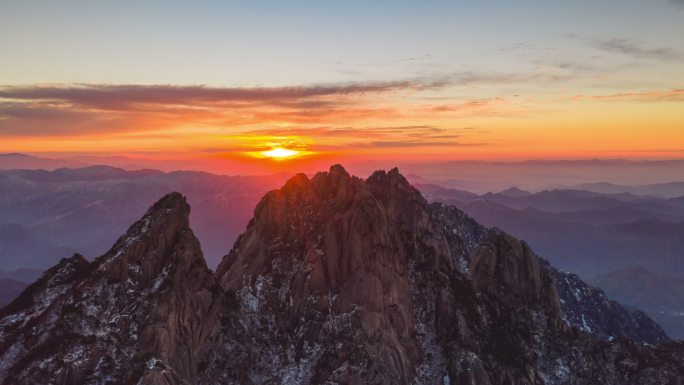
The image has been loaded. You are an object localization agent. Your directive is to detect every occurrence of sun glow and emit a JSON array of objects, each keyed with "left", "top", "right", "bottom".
[{"left": 261, "top": 147, "right": 299, "bottom": 159}]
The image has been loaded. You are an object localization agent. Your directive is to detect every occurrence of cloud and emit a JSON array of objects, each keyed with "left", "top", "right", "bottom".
[
  {"left": 570, "top": 89, "right": 684, "bottom": 102},
  {"left": 594, "top": 38, "right": 682, "bottom": 61},
  {"left": 358, "top": 140, "right": 487, "bottom": 148},
  {"left": 0, "top": 71, "right": 558, "bottom": 109},
  {"left": 0, "top": 80, "right": 517, "bottom": 138},
  {"left": 243, "top": 125, "right": 460, "bottom": 138},
  {"left": 0, "top": 68, "right": 570, "bottom": 111},
  {"left": 671, "top": 0, "right": 684, "bottom": 7},
  {"left": 0, "top": 81, "right": 437, "bottom": 136},
  {"left": 0, "top": 81, "right": 435, "bottom": 110},
  {"left": 233, "top": 124, "right": 480, "bottom": 151},
  {"left": 0, "top": 101, "right": 137, "bottom": 136}
]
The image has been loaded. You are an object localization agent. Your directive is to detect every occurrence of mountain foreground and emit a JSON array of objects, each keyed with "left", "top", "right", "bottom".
[{"left": 0, "top": 165, "right": 682, "bottom": 385}]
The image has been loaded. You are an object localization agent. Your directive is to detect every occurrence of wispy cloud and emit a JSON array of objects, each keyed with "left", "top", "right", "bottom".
[
  {"left": 0, "top": 73, "right": 575, "bottom": 155},
  {"left": 570, "top": 89, "right": 684, "bottom": 102},
  {"left": 233, "top": 124, "right": 483, "bottom": 152},
  {"left": 594, "top": 38, "right": 682, "bottom": 61},
  {"left": 357, "top": 140, "right": 487, "bottom": 148},
  {"left": 0, "top": 68, "right": 571, "bottom": 112},
  {"left": 0, "top": 80, "right": 517, "bottom": 138},
  {"left": 243, "top": 125, "right": 450, "bottom": 137},
  {"left": 0, "top": 71, "right": 563, "bottom": 105},
  {"left": 0, "top": 81, "right": 434, "bottom": 109}
]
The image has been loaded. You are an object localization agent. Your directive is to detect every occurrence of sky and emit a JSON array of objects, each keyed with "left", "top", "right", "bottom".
[{"left": 1, "top": 0, "right": 683, "bottom": 175}]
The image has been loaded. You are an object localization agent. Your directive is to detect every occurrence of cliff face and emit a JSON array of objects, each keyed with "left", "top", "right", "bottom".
[
  {"left": 0, "top": 193, "right": 220, "bottom": 385},
  {"left": 0, "top": 166, "right": 681, "bottom": 385},
  {"left": 211, "top": 166, "right": 419, "bottom": 384}
]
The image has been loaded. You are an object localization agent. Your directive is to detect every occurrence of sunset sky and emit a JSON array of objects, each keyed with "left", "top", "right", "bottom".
[{"left": 1, "top": 0, "right": 683, "bottom": 174}]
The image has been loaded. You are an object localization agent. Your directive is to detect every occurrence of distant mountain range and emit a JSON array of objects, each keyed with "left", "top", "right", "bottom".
[
  {"left": 0, "top": 268, "right": 43, "bottom": 283},
  {"left": 0, "top": 153, "right": 86, "bottom": 170},
  {"left": 419, "top": 184, "right": 684, "bottom": 275},
  {"left": 0, "top": 268, "right": 44, "bottom": 307},
  {"left": 0, "top": 165, "right": 289, "bottom": 270},
  {"left": 578, "top": 181, "right": 684, "bottom": 199},
  {"left": 590, "top": 266, "right": 684, "bottom": 340},
  {"left": 5, "top": 152, "right": 684, "bottom": 194},
  {"left": 2, "top": 163, "right": 684, "bottom": 340},
  {"left": 0, "top": 279, "right": 28, "bottom": 308}
]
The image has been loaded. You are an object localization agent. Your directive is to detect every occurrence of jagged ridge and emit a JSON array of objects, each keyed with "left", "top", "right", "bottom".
[
  {"left": 0, "top": 166, "right": 681, "bottom": 385},
  {"left": 0, "top": 192, "right": 219, "bottom": 385}
]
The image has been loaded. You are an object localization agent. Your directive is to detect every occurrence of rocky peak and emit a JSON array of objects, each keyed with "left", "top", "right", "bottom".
[
  {"left": 367, "top": 168, "right": 462, "bottom": 275},
  {"left": 311, "top": 163, "right": 353, "bottom": 193},
  {"left": 217, "top": 164, "right": 373, "bottom": 288},
  {"left": 96, "top": 191, "right": 190, "bottom": 263},
  {"left": 366, "top": 167, "right": 427, "bottom": 209},
  {"left": 212, "top": 165, "right": 423, "bottom": 383},
  {"left": 0, "top": 192, "right": 219, "bottom": 385}
]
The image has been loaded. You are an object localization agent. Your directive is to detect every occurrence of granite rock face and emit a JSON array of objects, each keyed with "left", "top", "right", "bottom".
[
  {"left": 0, "top": 193, "right": 220, "bottom": 385},
  {"left": 470, "top": 232, "right": 563, "bottom": 326},
  {"left": 0, "top": 166, "right": 681, "bottom": 385}
]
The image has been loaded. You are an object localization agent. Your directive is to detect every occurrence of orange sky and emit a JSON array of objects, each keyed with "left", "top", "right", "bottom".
[
  {"left": 1, "top": 1, "right": 683, "bottom": 174},
  {"left": 1, "top": 82, "right": 683, "bottom": 174}
]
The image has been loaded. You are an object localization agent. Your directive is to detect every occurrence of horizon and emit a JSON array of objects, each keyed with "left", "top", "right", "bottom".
[{"left": 4, "top": 151, "right": 684, "bottom": 194}]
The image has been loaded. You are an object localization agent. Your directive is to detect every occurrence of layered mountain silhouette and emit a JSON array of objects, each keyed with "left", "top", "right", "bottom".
[
  {"left": 0, "top": 165, "right": 288, "bottom": 269},
  {"left": 591, "top": 266, "right": 684, "bottom": 341},
  {"left": 0, "top": 165, "right": 682, "bottom": 385},
  {"left": 419, "top": 184, "right": 684, "bottom": 278},
  {"left": 0, "top": 278, "right": 28, "bottom": 308}
]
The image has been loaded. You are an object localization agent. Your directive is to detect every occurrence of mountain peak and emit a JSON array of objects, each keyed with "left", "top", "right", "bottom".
[
  {"left": 94, "top": 191, "right": 193, "bottom": 278},
  {"left": 328, "top": 163, "right": 350, "bottom": 178},
  {"left": 146, "top": 191, "right": 189, "bottom": 216},
  {"left": 310, "top": 163, "right": 361, "bottom": 200},
  {"left": 497, "top": 186, "right": 532, "bottom": 197},
  {"left": 366, "top": 166, "right": 428, "bottom": 211},
  {"left": 0, "top": 191, "right": 217, "bottom": 385},
  {"left": 281, "top": 172, "right": 310, "bottom": 190},
  {"left": 0, "top": 152, "right": 32, "bottom": 158},
  {"left": 367, "top": 166, "right": 408, "bottom": 184},
  {"left": 134, "top": 191, "right": 190, "bottom": 236},
  {"left": 366, "top": 167, "right": 413, "bottom": 189}
]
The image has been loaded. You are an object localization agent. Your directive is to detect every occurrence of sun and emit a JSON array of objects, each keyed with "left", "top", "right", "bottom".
[{"left": 261, "top": 147, "right": 299, "bottom": 159}]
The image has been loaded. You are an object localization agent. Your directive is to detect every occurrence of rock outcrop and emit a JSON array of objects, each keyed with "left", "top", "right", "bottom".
[
  {"left": 0, "top": 166, "right": 681, "bottom": 385},
  {"left": 0, "top": 193, "right": 220, "bottom": 385},
  {"left": 470, "top": 232, "right": 563, "bottom": 327}
]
